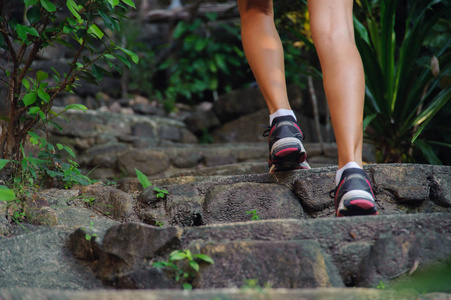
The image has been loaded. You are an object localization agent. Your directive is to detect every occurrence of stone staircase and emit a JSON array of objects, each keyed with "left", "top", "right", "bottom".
[{"left": 1, "top": 163, "right": 450, "bottom": 299}]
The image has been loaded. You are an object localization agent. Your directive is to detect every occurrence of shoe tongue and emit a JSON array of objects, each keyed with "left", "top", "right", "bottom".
[{"left": 271, "top": 115, "right": 296, "bottom": 126}]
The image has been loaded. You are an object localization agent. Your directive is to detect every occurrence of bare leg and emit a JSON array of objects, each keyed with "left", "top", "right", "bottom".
[
  {"left": 238, "top": 0, "right": 290, "bottom": 114},
  {"left": 308, "top": 0, "right": 365, "bottom": 168}
]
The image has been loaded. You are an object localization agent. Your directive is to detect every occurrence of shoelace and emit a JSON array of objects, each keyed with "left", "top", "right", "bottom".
[
  {"left": 260, "top": 124, "right": 271, "bottom": 137},
  {"left": 328, "top": 188, "right": 336, "bottom": 199},
  {"left": 260, "top": 124, "right": 306, "bottom": 140}
]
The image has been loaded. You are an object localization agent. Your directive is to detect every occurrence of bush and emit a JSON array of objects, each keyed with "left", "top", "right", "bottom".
[{"left": 0, "top": 0, "right": 137, "bottom": 212}]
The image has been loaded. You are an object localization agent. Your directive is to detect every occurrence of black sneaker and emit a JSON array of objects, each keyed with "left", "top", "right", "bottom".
[
  {"left": 331, "top": 168, "right": 378, "bottom": 217},
  {"left": 262, "top": 115, "right": 308, "bottom": 173}
]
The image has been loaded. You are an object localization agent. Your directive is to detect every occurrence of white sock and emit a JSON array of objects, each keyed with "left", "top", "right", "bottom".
[
  {"left": 335, "top": 161, "right": 362, "bottom": 186},
  {"left": 269, "top": 109, "right": 297, "bottom": 125}
]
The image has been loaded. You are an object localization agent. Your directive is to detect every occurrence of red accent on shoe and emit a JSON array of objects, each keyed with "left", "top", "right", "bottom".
[
  {"left": 349, "top": 199, "right": 375, "bottom": 209},
  {"left": 334, "top": 179, "right": 346, "bottom": 210},
  {"left": 275, "top": 147, "right": 299, "bottom": 157},
  {"left": 365, "top": 178, "right": 375, "bottom": 198}
]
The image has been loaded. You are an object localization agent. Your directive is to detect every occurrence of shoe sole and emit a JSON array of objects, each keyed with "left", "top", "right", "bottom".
[
  {"left": 269, "top": 142, "right": 307, "bottom": 173},
  {"left": 336, "top": 197, "right": 378, "bottom": 217}
]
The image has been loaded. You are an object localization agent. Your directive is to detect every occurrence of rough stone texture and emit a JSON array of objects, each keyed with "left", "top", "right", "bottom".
[
  {"left": 371, "top": 164, "right": 430, "bottom": 203},
  {"left": 59, "top": 212, "right": 451, "bottom": 293},
  {"left": 80, "top": 183, "right": 135, "bottom": 221},
  {"left": 133, "top": 122, "right": 156, "bottom": 138},
  {"left": 166, "top": 148, "right": 203, "bottom": 168},
  {"left": 429, "top": 167, "right": 451, "bottom": 207},
  {"left": 212, "top": 87, "right": 267, "bottom": 123},
  {"left": 193, "top": 240, "right": 343, "bottom": 288},
  {"left": 0, "top": 228, "right": 105, "bottom": 289},
  {"left": 132, "top": 165, "right": 451, "bottom": 227},
  {"left": 357, "top": 233, "right": 451, "bottom": 287},
  {"left": 101, "top": 223, "right": 183, "bottom": 267},
  {"left": 23, "top": 196, "right": 58, "bottom": 226},
  {"left": 114, "top": 267, "right": 180, "bottom": 289},
  {"left": 212, "top": 85, "right": 304, "bottom": 124},
  {"left": 211, "top": 109, "right": 331, "bottom": 144},
  {"left": 1, "top": 164, "right": 451, "bottom": 297},
  {"left": 294, "top": 171, "right": 336, "bottom": 212},
  {"left": 117, "top": 149, "right": 170, "bottom": 176},
  {"left": 181, "top": 213, "right": 451, "bottom": 289},
  {"left": 184, "top": 109, "right": 221, "bottom": 134},
  {"left": 0, "top": 287, "right": 422, "bottom": 300},
  {"left": 212, "top": 109, "right": 268, "bottom": 143},
  {"left": 202, "top": 182, "right": 304, "bottom": 224}
]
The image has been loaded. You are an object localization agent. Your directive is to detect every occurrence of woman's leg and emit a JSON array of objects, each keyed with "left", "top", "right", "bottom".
[
  {"left": 238, "top": 0, "right": 290, "bottom": 114},
  {"left": 309, "top": 0, "right": 377, "bottom": 216},
  {"left": 308, "top": 0, "right": 364, "bottom": 168},
  {"left": 238, "top": 0, "right": 307, "bottom": 172}
]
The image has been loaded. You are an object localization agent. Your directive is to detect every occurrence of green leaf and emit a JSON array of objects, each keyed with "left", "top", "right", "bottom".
[
  {"left": 24, "top": 0, "right": 38, "bottom": 5},
  {"left": 65, "top": 104, "right": 87, "bottom": 111},
  {"left": 0, "top": 186, "right": 16, "bottom": 201},
  {"left": 194, "top": 254, "right": 214, "bottom": 264},
  {"left": 62, "top": 145, "right": 76, "bottom": 158},
  {"left": 38, "top": 110, "right": 46, "bottom": 121},
  {"left": 121, "top": 0, "right": 136, "bottom": 8},
  {"left": 51, "top": 67, "right": 60, "bottom": 78},
  {"left": 182, "top": 283, "right": 192, "bottom": 290},
  {"left": 16, "top": 24, "right": 39, "bottom": 41},
  {"left": 36, "top": 70, "right": 48, "bottom": 82},
  {"left": 23, "top": 92, "right": 37, "bottom": 106},
  {"left": 38, "top": 89, "right": 50, "bottom": 102},
  {"left": 169, "top": 251, "right": 187, "bottom": 261},
  {"left": 114, "top": 54, "right": 131, "bottom": 69},
  {"left": 29, "top": 107, "right": 40, "bottom": 114},
  {"left": 0, "top": 159, "right": 10, "bottom": 170},
  {"left": 117, "top": 46, "right": 139, "bottom": 64},
  {"left": 186, "top": 249, "right": 193, "bottom": 261},
  {"left": 107, "top": 0, "right": 120, "bottom": 7},
  {"left": 26, "top": 6, "right": 41, "bottom": 24},
  {"left": 189, "top": 260, "right": 199, "bottom": 272},
  {"left": 152, "top": 261, "right": 169, "bottom": 268},
  {"left": 92, "top": 64, "right": 103, "bottom": 80},
  {"left": 412, "top": 87, "right": 451, "bottom": 143},
  {"left": 135, "top": 168, "right": 152, "bottom": 188},
  {"left": 23, "top": 78, "right": 30, "bottom": 90},
  {"left": 88, "top": 24, "right": 104, "bottom": 39},
  {"left": 40, "top": 0, "right": 56, "bottom": 12},
  {"left": 414, "top": 139, "right": 442, "bottom": 165},
  {"left": 48, "top": 120, "right": 63, "bottom": 132},
  {"left": 363, "top": 113, "right": 377, "bottom": 132},
  {"left": 99, "top": 10, "right": 118, "bottom": 31},
  {"left": 66, "top": 0, "right": 81, "bottom": 21}
]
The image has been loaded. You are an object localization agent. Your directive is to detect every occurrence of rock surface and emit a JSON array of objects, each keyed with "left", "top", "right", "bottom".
[{"left": 0, "top": 164, "right": 450, "bottom": 299}]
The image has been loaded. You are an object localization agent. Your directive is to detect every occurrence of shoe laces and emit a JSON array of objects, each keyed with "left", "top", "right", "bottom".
[
  {"left": 260, "top": 124, "right": 306, "bottom": 140},
  {"left": 260, "top": 124, "right": 271, "bottom": 137},
  {"left": 328, "top": 188, "right": 336, "bottom": 199}
]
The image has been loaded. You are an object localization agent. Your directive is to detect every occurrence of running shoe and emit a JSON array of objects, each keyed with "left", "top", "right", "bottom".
[
  {"left": 262, "top": 115, "right": 308, "bottom": 173},
  {"left": 330, "top": 168, "right": 378, "bottom": 217}
]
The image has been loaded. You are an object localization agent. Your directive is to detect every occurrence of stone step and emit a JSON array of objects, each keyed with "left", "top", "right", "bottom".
[
  {"left": 0, "top": 287, "right": 421, "bottom": 300},
  {"left": 66, "top": 212, "right": 451, "bottom": 291},
  {"left": 1, "top": 164, "right": 449, "bottom": 298},
  {"left": 82, "top": 142, "right": 339, "bottom": 180}
]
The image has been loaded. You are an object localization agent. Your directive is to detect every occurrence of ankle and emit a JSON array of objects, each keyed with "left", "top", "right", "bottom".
[
  {"left": 335, "top": 161, "right": 362, "bottom": 186},
  {"left": 269, "top": 109, "right": 296, "bottom": 125}
]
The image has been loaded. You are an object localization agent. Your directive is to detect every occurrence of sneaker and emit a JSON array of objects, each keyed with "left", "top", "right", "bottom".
[
  {"left": 262, "top": 115, "right": 307, "bottom": 173},
  {"left": 331, "top": 168, "right": 378, "bottom": 217}
]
